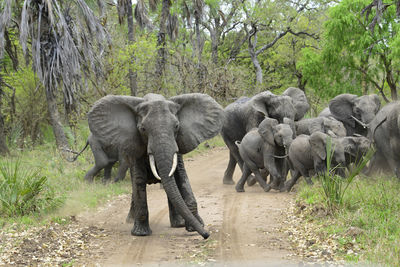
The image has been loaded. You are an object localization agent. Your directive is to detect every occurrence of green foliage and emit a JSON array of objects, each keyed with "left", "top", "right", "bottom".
[
  {"left": 319, "top": 137, "right": 374, "bottom": 212},
  {"left": 299, "top": 0, "right": 400, "bottom": 99},
  {"left": 298, "top": 175, "right": 400, "bottom": 265},
  {"left": 0, "top": 159, "right": 60, "bottom": 217}
]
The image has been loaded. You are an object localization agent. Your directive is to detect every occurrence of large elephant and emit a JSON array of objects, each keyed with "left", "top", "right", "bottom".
[
  {"left": 319, "top": 94, "right": 381, "bottom": 136},
  {"left": 284, "top": 132, "right": 347, "bottom": 191},
  {"left": 367, "top": 101, "right": 400, "bottom": 178},
  {"left": 295, "top": 116, "right": 347, "bottom": 137},
  {"left": 221, "top": 87, "right": 309, "bottom": 185},
  {"left": 235, "top": 117, "right": 294, "bottom": 192},
  {"left": 87, "top": 93, "right": 224, "bottom": 239}
]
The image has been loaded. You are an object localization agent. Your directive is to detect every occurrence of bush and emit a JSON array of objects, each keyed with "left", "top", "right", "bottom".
[
  {"left": 319, "top": 137, "right": 374, "bottom": 213},
  {"left": 0, "top": 159, "right": 60, "bottom": 217}
]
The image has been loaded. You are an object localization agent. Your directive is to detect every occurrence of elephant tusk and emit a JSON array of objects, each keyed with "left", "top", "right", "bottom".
[
  {"left": 168, "top": 153, "right": 178, "bottom": 177},
  {"left": 351, "top": 115, "right": 368, "bottom": 128},
  {"left": 149, "top": 154, "right": 162, "bottom": 181}
]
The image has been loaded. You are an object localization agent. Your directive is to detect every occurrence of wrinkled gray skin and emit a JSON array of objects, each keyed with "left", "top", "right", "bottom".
[
  {"left": 296, "top": 117, "right": 347, "bottom": 137},
  {"left": 284, "top": 132, "right": 347, "bottom": 191},
  {"left": 235, "top": 118, "right": 294, "bottom": 192},
  {"left": 87, "top": 93, "right": 223, "bottom": 239},
  {"left": 338, "top": 135, "right": 371, "bottom": 170},
  {"left": 221, "top": 87, "right": 309, "bottom": 185},
  {"left": 366, "top": 101, "right": 400, "bottom": 178},
  {"left": 319, "top": 94, "right": 380, "bottom": 136},
  {"left": 80, "top": 134, "right": 130, "bottom": 183}
]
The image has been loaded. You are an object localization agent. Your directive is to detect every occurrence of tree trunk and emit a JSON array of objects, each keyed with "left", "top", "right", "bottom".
[
  {"left": 126, "top": 0, "right": 138, "bottom": 96},
  {"left": 0, "top": 72, "right": 9, "bottom": 156},
  {"left": 210, "top": 29, "right": 219, "bottom": 65},
  {"left": 45, "top": 89, "right": 69, "bottom": 149},
  {"left": 155, "top": 0, "right": 170, "bottom": 92},
  {"left": 249, "top": 49, "right": 262, "bottom": 84}
]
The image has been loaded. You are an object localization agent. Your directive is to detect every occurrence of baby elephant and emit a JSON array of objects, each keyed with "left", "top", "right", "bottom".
[
  {"left": 235, "top": 117, "right": 294, "bottom": 192},
  {"left": 284, "top": 132, "right": 346, "bottom": 192}
]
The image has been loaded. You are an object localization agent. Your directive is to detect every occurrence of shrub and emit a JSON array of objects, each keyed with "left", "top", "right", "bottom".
[
  {"left": 319, "top": 137, "right": 374, "bottom": 213},
  {"left": 0, "top": 159, "right": 60, "bottom": 217}
]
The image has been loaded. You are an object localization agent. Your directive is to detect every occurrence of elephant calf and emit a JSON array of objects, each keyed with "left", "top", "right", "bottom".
[
  {"left": 295, "top": 116, "right": 347, "bottom": 137},
  {"left": 284, "top": 132, "right": 346, "bottom": 192},
  {"left": 235, "top": 117, "right": 294, "bottom": 192}
]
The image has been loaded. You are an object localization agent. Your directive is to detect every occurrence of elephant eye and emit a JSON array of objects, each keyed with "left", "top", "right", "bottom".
[
  {"left": 139, "top": 125, "right": 146, "bottom": 132},
  {"left": 174, "top": 122, "right": 180, "bottom": 131}
]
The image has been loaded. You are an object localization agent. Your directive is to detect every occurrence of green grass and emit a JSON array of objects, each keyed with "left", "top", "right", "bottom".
[
  {"left": 296, "top": 175, "right": 400, "bottom": 266},
  {"left": 185, "top": 135, "right": 225, "bottom": 159}
]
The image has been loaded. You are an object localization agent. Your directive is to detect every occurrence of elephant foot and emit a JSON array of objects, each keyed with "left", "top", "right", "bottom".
[
  {"left": 131, "top": 222, "right": 152, "bottom": 236},
  {"left": 235, "top": 185, "right": 245, "bottom": 192},
  {"left": 101, "top": 178, "right": 111, "bottom": 185},
  {"left": 223, "top": 178, "right": 235, "bottom": 185},
  {"left": 170, "top": 216, "right": 185, "bottom": 228},
  {"left": 247, "top": 175, "right": 257, "bottom": 186},
  {"left": 270, "top": 183, "right": 280, "bottom": 191},
  {"left": 84, "top": 175, "right": 94, "bottom": 183},
  {"left": 263, "top": 185, "right": 272, "bottom": 192}
]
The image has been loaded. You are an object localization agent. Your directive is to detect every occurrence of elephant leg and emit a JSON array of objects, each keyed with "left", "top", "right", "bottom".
[
  {"left": 102, "top": 162, "right": 114, "bottom": 184},
  {"left": 252, "top": 168, "right": 271, "bottom": 192},
  {"left": 113, "top": 157, "right": 130, "bottom": 183},
  {"left": 130, "top": 158, "right": 152, "bottom": 236},
  {"left": 223, "top": 152, "right": 237, "bottom": 185},
  {"left": 235, "top": 164, "right": 252, "bottom": 192},
  {"left": 85, "top": 140, "right": 108, "bottom": 183},
  {"left": 284, "top": 170, "right": 301, "bottom": 192},
  {"left": 171, "top": 155, "right": 204, "bottom": 232}
]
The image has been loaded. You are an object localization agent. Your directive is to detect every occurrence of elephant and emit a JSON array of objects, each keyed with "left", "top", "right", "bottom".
[
  {"left": 367, "top": 101, "right": 400, "bottom": 178},
  {"left": 87, "top": 93, "right": 224, "bottom": 239},
  {"left": 319, "top": 94, "right": 381, "bottom": 136},
  {"left": 221, "top": 87, "right": 309, "bottom": 185},
  {"left": 284, "top": 132, "right": 347, "bottom": 191},
  {"left": 69, "top": 134, "right": 130, "bottom": 183},
  {"left": 295, "top": 116, "right": 347, "bottom": 137},
  {"left": 338, "top": 135, "right": 371, "bottom": 170},
  {"left": 235, "top": 117, "right": 294, "bottom": 192}
]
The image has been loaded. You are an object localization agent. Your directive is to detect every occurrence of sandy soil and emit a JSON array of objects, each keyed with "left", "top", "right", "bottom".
[{"left": 76, "top": 147, "right": 298, "bottom": 266}]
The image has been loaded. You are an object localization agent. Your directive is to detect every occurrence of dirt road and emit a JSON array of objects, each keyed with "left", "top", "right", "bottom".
[{"left": 77, "top": 147, "right": 297, "bottom": 266}]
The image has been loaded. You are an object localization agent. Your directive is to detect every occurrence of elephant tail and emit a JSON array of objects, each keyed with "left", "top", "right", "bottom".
[
  {"left": 63, "top": 140, "right": 90, "bottom": 162},
  {"left": 235, "top": 140, "right": 241, "bottom": 147}
]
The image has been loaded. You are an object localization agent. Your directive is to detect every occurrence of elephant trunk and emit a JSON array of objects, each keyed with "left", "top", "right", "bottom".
[{"left": 152, "top": 151, "right": 209, "bottom": 239}]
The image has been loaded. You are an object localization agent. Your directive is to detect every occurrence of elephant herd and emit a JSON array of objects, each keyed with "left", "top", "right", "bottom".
[
  {"left": 223, "top": 90, "right": 383, "bottom": 193},
  {"left": 74, "top": 89, "right": 400, "bottom": 239}
]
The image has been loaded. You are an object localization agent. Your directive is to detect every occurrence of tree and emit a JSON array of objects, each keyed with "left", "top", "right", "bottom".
[
  {"left": 300, "top": 0, "right": 400, "bottom": 101},
  {"left": 117, "top": 0, "right": 138, "bottom": 96},
  {"left": 0, "top": 0, "right": 109, "bottom": 150}
]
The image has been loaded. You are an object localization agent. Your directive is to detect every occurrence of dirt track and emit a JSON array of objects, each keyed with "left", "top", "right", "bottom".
[{"left": 77, "top": 147, "right": 298, "bottom": 266}]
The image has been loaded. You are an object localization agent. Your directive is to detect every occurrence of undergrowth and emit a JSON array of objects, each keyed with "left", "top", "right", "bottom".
[{"left": 297, "top": 175, "right": 400, "bottom": 266}]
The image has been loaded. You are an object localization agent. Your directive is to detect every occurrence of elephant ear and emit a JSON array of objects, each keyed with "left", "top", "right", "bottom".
[
  {"left": 329, "top": 94, "right": 357, "bottom": 127},
  {"left": 88, "top": 95, "right": 144, "bottom": 151},
  {"left": 258, "top": 117, "right": 278, "bottom": 145},
  {"left": 170, "top": 93, "right": 224, "bottom": 154},
  {"left": 310, "top": 132, "right": 327, "bottom": 160},
  {"left": 251, "top": 91, "right": 273, "bottom": 116},
  {"left": 283, "top": 117, "right": 296, "bottom": 138},
  {"left": 282, "top": 87, "right": 310, "bottom": 121},
  {"left": 371, "top": 94, "right": 381, "bottom": 113}
]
